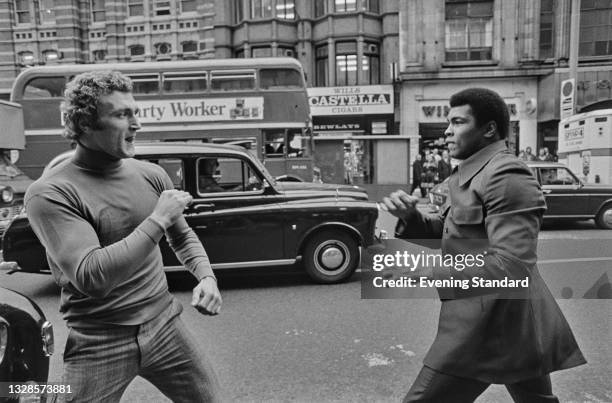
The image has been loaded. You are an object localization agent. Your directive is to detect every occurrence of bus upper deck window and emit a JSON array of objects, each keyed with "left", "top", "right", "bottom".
[
  {"left": 259, "top": 69, "right": 302, "bottom": 89},
  {"left": 23, "top": 76, "right": 66, "bottom": 99},
  {"left": 129, "top": 74, "right": 159, "bottom": 95},
  {"left": 163, "top": 72, "right": 207, "bottom": 93},
  {"left": 210, "top": 70, "right": 255, "bottom": 91}
]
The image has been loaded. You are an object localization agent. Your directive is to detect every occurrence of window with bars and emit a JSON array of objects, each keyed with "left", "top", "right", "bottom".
[
  {"left": 251, "top": 0, "right": 273, "bottom": 19},
  {"left": 276, "top": 0, "right": 295, "bottom": 19},
  {"left": 335, "top": 0, "right": 357, "bottom": 12},
  {"left": 579, "top": 0, "right": 612, "bottom": 57},
  {"left": 444, "top": 0, "right": 493, "bottom": 62},
  {"left": 252, "top": 47, "right": 272, "bottom": 58},
  {"left": 93, "top": 49, "right": 107, "bottom": 61},
  {"left": 335, "top": 42, "right": 357, "bottom": 86},
  {"left": 128, "top": 0, "right": 144, "bottom": 17},
  {"left": 40, "top": 0, "right": 55, "bottom": 24},
  {"left": 182, "top": 41, "right": 197, "bottom": 53},
  {"left": 14, "top": 0, "right": 31, "bottom": 23},
  {"left": 91, "top": 0, "right": 105, "bottom": 22}
]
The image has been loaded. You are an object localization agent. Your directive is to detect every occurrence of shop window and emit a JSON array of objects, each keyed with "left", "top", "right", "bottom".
[
  {"left": 362, "top": 0, "right": 379, "bottom": 13},
  {"left": 579, "top": 0, "right": 612, "bottom": 57},
  {"left": 276, "top": 0, "right": 295, "bottom": 19},
  {"left": 445, "top": 0, "right": 493, "bottom": 62},
  {"left": 40, "top": 0, "right": 55, "bottom": 24},
  {"left": 181, "top": 0, "right": 197, "bottom": 12},
  {"left": 92, "top": 49, "right": 107, "bottom": 61},
  {"left": 335, "top": 0, "right": 357, "bottom": 12},
  {"left": 315, "top": 44, "right": 328, "bottom": 86},
  {"left": 361, "top": 42, "right": 380, "bottom": 84},
  {"left": 335, "top": 42, "right": 357, "bottom": 86},
  {"left": 251, "top": 0, "right": 273, "bottom": 19},
  {"left": 14, "top": 0, "right": 31, "bottom": 24},
  {"left": 314, "top": 0, "right": 326, "bottom": 17},
  {"left": 154, "top": 1, "right": 171, "bottom": 16},
  {"left": 128, "top": 0, "right": 144, "bottom": 17},
  {"left": 539, "top": 0, "right": 554, "bottom": 59},
  {"left": 90, "top": 0, "right": 105, "bottom": 23}
]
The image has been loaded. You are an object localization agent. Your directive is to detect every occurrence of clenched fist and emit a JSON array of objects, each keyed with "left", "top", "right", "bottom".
[
  {"left": 150, "top": 189, "right": 193, "bottom": 229},
  {"left": 382, "top": 190, "right": 419, "bottom": 221}
]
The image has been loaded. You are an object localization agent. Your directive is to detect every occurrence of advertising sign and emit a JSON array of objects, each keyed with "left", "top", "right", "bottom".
[
  {"left": 134, "top": 97, "right": 264, "bottom": 124},
  {"left": 560, "top": 78, "right": 575, "bottom": 120},
  {"left": 308, "top": 85, "right": 393, "bottom": 116}
]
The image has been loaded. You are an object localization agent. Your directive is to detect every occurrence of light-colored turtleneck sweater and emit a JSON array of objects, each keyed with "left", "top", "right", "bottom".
[{"left": 25, "top": 145, "right": 214, "bottom": 328}]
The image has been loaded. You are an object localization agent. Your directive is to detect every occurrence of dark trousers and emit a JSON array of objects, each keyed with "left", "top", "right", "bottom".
[
  {"left": 403, "top": 366, "right": 559, "bottom": 403},
  {"left": 411, "top": 181, "right": 425, "bottom": 198}
]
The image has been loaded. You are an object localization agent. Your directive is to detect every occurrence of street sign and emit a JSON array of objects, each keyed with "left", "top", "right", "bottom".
[{"left": 560, "top": 78, "right": 575, "bottom": 120}]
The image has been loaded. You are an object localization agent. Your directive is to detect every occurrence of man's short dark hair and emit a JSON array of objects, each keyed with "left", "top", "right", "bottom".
[
  {"left": 62, "top": 70, "right": 133, "bottom": 140},
  {"left": 449, "top": 88, "right": 509, "bottom": 139}
]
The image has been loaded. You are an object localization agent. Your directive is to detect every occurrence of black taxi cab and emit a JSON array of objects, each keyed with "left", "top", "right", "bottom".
[{"left": 2, "top": 143, "right": 379, "bottom": 284}]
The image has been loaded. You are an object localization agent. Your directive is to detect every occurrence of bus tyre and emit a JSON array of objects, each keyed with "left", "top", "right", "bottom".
[
  {"left": 302, "top": 230, "right": 359, "bottom": 284},
  {"left": 596, "top": 204, "right": 612, "bottom": 229}
]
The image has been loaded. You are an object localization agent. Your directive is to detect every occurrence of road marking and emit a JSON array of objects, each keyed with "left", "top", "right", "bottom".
[{"left": 539, "top": 257, "right": 612, "bottom": 264}]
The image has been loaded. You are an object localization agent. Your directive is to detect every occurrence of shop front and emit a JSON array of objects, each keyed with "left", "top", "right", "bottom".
[
  {"left": 400, "top": 78, "right": 538, "bottom": 183},
  {"left": 308, "top": 85, "right": 407, "bottom": 185}
]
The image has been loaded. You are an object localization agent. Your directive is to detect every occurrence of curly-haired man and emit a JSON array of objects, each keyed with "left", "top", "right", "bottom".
[{"left": 25, "top": 70, "right": 224, "bottom": 402}]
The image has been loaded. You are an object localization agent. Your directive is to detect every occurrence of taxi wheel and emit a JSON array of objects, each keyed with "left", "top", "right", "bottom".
[
  {"left": 302, "top": 230, "right": 359, "bottom": 284},
  {"left": 595, "top": 204, "right": 612, "bottom": 229}
]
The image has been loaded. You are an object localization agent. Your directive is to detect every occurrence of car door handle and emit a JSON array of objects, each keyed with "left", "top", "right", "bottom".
[
  {"left": 542, "top": 189, "right": 552, "bottom": 194},
  {"left": 192, "top": 203, "right": 215, "bottom": 212}
]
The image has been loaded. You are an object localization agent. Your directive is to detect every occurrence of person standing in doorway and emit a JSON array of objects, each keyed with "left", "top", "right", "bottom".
[{"left": 410, "top": 153, "right": 425, "bottom": 198}]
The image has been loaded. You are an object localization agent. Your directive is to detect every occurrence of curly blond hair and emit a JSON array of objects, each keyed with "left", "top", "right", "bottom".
[{"left": 61, "top": 70, "right": 133, "bottom": 140}]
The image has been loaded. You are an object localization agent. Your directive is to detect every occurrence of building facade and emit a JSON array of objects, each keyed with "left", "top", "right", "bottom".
[{"left": 399, "top": 0, "right": 612, "bottom": 185}]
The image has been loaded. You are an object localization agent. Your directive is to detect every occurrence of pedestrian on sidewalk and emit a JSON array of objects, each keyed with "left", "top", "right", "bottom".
[
  {"left": 25, "top": 70, "right": 224, "bottom": 402},
  {"left": 410, "top": 153, "right": 425, "bottom": 198},
  {"left": 383, "top": 87, "right": 585, "bottom": 403}
]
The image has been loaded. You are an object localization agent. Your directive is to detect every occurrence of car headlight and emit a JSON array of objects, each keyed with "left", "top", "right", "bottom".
[
  {"left": 1, "top": 187, "right": 13, "bottom": 204},
  {"left": 0, "top": 318, "right": 8, "bottom": 365},
  {"left": 41, "top": 321, "right": 54, "bottom": 357}
]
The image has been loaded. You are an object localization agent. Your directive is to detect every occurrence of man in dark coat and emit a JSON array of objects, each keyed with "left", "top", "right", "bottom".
[
  {"left": 383, "top": 88, "right": 585, "bottom": 402},
  {"left": 410, "top": 153, "right": 425, "bottom": 198},
  {"left": 437, "top": 149, "right": 452, "bottom": 183}
]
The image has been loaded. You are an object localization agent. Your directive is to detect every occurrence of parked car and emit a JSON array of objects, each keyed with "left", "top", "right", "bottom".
[
  {"left": 428, "top": 161, "right": 612, "bottom": 229},
  {"left": 0, "top": 287, "right": 54, "bottom": 402},
  {"left": 0, "top": 152, "right": 33, "bottom": 236},
  {"left": 2, "top": 143, "right": 379, "bottom": 284}
]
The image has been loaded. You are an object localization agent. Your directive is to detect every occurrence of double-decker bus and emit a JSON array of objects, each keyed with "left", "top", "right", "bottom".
[{"left": 10, "top": 57, "right": 314, "bottom": 180}]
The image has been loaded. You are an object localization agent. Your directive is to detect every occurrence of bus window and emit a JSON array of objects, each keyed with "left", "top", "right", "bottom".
[
  {"left": 287, "top": 129, "right": 310, "bottom": 158},
  {"left": 23, "top": 76, "right": 66, "bottom": 99},
  {"left": 264, "top": 130, "right": 285, "bottom": 158},
  {"left": 259, "top": 69, "right": 302, "bottom": 89},
  {"left": 163, "top": 72, "right": 207, "bottom": 93},
  {"left": 129, "top": 74, "right": 159, "bottom": 95},
  {"left": 210, "top": 70, "right": 255, "bottom": 91}
]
